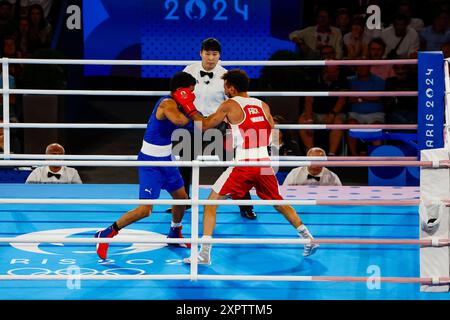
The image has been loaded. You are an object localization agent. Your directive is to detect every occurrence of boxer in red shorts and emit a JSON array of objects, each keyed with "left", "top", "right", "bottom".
[{"left": 173, "top": 69, "right": 319, "bottom": 265}]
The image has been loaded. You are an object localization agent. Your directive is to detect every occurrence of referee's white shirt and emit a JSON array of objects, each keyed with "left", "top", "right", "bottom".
[
  {"left": 25, "top": 166, "right": 83, "bottom": 184},
  {"left": 283, "top": 166, "right": 342, "bottom": 186},
  {"left": 183, "top": 62, "right": 227, "bottom": 116}
]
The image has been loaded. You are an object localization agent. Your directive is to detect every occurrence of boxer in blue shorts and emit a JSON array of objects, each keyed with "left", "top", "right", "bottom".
[{"left": 94, "top": 72, "right": 196, "bottom": 260}]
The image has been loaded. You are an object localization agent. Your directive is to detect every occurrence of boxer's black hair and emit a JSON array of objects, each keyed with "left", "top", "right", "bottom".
[
  {"left": 170, "top": 72, "right": 196, "bottom": 92},
  {"left": 222, "top": 69, "right": 249, "bottom": 92}
]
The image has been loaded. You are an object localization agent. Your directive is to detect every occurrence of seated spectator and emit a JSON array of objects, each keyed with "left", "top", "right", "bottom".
[
  {"left": 381, "top": 14, "right": 419, "bottom": 59},
  {"left": 0, "top": 116, "right": 21, "bottom": 153},
  {"left": 271, "top": 115, "right": 301, "bottom": 185},
  {"left": 25, "top": 143, "right": 82, "bottom": 184},
  {"left": 271, "top": 115, "right": 301, "bottom": 157},
  {"left": 298, "top": 65, "right": 347, "bottom": 156},
  {"left": 385, "top": 64, "right": 418, "bottom": 124},
  {"left": 27, "top": 3, "right": 52, "bottom": 54},
  {"left": 294, "top": 37, "right": 320, "bottom": 60},
  {"left": 367, "top": 37, "right": 395, "bottom": 80},
  {"left": 0, "top": 70, "right": 18, "bottom": 122},
  {"left": 289, "top": 7, "right": 343, "bottom": 59},
  {"left": 442, "top": 41, "right": 450, "bottom": 58},
  {"left": 9, "top": 0, "right": 54, "bottom": 19},
  {"left": 0, "top": 1, "right": 16, "bottom": 53},
  {"left": 397, "top": 0, "right": 424, "bottom": 33},
  {"left": 335, "top": 8, "right": 351, "bottom": 37},
  {"left": 420, "top": 9, "right": 450, "bottom": 51},
  {"left": 16, "top": 17, "right": 31, "bottom": 57},
  {"left": 3, "top": 36, "right": 24, "bottom": 81},
  {"left": 282, "top": 147, "right": 342, "bottom": 186},
  {"left": 347, "top": 64, "right": 385, "bottom": 156},
  {"left": 319, "top": 45, "right": 337, "bottom": 61},
  {"left": 343, "top": 15, "right": 370, "bottom": 59}
]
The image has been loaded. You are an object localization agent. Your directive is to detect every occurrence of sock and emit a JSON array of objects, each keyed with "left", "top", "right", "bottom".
[
  {"left": 297, "top": 224, "right": 313, "bottom": 239},
  {"left": 112, "top": 222, "right": 120, "bottom": 232},
  {"left": 200, "top": 235, "right": 212, "bottom": 253},
  {"left": 171, "top": 221, "right": 182, "bottom": 228}
]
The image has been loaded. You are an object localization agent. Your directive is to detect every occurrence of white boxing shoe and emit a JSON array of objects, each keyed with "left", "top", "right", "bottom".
[
  {"left": 183, "top": 250, "right": 211, "bottom": 265},
  {"left": 303, "top": 242, "right": 319, "bottom": 257}
]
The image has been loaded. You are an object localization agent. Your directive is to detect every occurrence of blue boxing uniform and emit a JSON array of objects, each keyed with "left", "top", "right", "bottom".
[{"left": 138, "top": 96, "right": 185, "bottom": 199}]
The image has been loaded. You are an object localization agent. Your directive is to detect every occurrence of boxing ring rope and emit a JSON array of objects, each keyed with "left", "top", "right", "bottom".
[
  {"left": 0, "top": 123, "right": 418, "bottom": 130},
  {"left": 0, "top": 89, "right": 418, "bottom": 97},
  {"left": 0, "top": 154, "right": 418, "bottom": 161},
  {"left": 0, "top": 275, "right": 448, "bottom": 285},
  {"left": 0, "top": 198, "right": 425, "bottom": 206},
  {"left": 5, "top": 58, "right": 418, "bottom": 66},
  {"left": 0, "top": 57, "right": 440, "bottom": 284},
  {"left": 0, "top": 159, "right": 447, "bottom": 168}
]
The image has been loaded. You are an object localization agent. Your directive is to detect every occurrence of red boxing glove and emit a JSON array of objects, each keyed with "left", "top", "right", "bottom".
[{"left": 172, "top": 88, "right": 198, "bottom": 117}]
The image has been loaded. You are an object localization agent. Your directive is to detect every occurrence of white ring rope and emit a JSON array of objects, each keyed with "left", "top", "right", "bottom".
[
  {"left": 0, "top": 160, "right": 446, "bottom": 168},
  {"left": 0, "top": 154, "right": 418, "bottom": 161},
  {"left": 0, "top": 89, "right": 417, "bottom": 97},
  {"left": 4, "top": 58, "right": 418, "bottom": 66},
  {"left": 0, "top": 198, "right": 424, "bottom": 206},
  {"left": 0, "top": 123, "right": 419, "bottom": 130},
  {"left": 1, "top": 57, "right": 439, "bottom": 285},
  {"left": 0, "top": 236, "right": 447, "bottom": 246},
  {"left": 0, "top": 274, "right": 447, "bottom": 284}
]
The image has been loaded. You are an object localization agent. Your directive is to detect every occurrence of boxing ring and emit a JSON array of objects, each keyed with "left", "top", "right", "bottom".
[{"left": 0, "top": 56, "right": 450, "bottom": 300}]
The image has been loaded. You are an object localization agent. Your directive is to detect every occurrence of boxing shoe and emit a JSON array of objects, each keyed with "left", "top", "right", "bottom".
[
  {"left": 303, "top": 242, "right": 319, "bottom": 257},
  {"left": 168, "top": 226, "right": 191, "bottom": 248},
  {"left": 240, "top": 209, "right": 257, "bottom": 220},
  {"left": 94, "top": 226, "right": 118, "bottom": 260},
  {"left": 183, "top": 249, "right": 211, "bottom": 265}
]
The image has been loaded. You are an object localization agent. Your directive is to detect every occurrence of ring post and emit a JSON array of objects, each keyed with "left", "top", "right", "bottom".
[
  {"left": 418, "top": 52, "right": 450, "bottom": 292},
  {"left": 190, "top": 160, "right": 200, "bottom": 281},
  {"left": 1, "top": 58, "right": 10, "bottom": 158}
]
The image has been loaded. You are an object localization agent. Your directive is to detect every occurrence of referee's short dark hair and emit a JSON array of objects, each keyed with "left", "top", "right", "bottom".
[
  {"left": 169, "top": 72, "right": 196, "bottom": 92},
  {"left": 222, "top": 69, "right": 250, "bottom": 92},
  {"left": 201, "top": 38, "right": 221, "bottom": 53}
]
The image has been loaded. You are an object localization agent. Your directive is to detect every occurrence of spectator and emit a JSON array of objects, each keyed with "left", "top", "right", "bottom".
[
  {"left": 0, "top": 116, "right": 21, "bottom": 153},
  {"left": 7, "top": 0, "right": 54, "bottom": 19},
  {"left": 16, "top": 17, "right": 30, "bottom": 57},
  {"left": 347, "top": 64, "right": 385, "bottom": 156},
  {"left": 343, "top": 15, "right": 370, "bottom": 59},
  {"left": 319, "top": 44, "right": 337, "bottom": 60},
  {"left": 385, "top": 64, "right": 418, "bottom": 124},
  {"left": 0, "top": 1, "right": 16, "bottom": 53},
  {"left": 289, "top": 8, "right": 343, "bottom": 59},
  {"left": 397, "top": 0, "right": 424, "bottom": 32},
  {"left": 294, "top": 37, "right": 320, "bottom": 60},
  {"left": 335, "top": 8, "right": 351, "bottom": 37},
  {"left": 3, "top": 36, "right": 23, "bottom": 81},
  {"left": 367, "top": 37, "right": 395, "bottom": 80},
  {"left": 25, "top": 143, "right": 82, "bottom": 184},
  {"left": 271, "top": 115, "right": 300, "bottom": 157},
  {"left": 442, "top": 41, "right": 450, "bottom": 58},
  {"left": 282, "top": 147, "right": 342, "bottom": 186},
  {"left": 0, "top": 70, "right": 18, "bottom": 123},
  {"left": 299, "top": 65, "right": 347, "bottom": 156},
  {"left": 420, "top": 9, "right": 450, "bottom": 51},
  {"left": 381, "top": 14, "right": 419, "bottom": 59},
  {"left": 271, "top": 115, "right": 301, "bottom": 185},
  {"left": 27, "top": 3, "right": 52, "bottom": 54}
]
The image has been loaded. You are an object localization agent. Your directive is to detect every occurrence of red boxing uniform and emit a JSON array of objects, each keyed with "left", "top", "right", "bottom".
[{"left": 212, "top": 96, "right": 283, "bottom": 200}]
